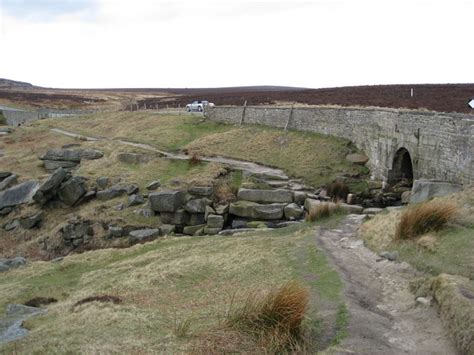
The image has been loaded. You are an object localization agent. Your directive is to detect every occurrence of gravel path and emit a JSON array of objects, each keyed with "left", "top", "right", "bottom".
[{"left": 317, "top": 214, "right": 457, "bottom": 355}]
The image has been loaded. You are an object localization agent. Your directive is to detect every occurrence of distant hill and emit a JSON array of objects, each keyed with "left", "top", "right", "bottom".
[{"left": 0, "top": 78, "right": 34, "bottom": 89}]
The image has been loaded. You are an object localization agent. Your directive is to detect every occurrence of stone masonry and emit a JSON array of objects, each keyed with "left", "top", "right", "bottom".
[{"left": 205, "top": 106, "right": 473, "bottom": 185}]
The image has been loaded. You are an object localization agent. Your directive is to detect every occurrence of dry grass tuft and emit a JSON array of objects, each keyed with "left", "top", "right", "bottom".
[
  {"left": 395, "top": 201, "right": 458, "bottom": 240},
  {"left": 226, "top": 281, "right": 310, "bottom": 352},
  {"left": 416, "top": 234, "right": 438, "bottom": 252},
  {"left": 306, "top": 202, "right": 341, "bottom": 222},
  {"left": 174, "top": 316, "right": 192, "bottom": 338},
  {"left": 189, "top": 152, "right": 203, "bottom": 165},
  {"left": 326, "top": 180, "right": 350, "bottom": 201}
]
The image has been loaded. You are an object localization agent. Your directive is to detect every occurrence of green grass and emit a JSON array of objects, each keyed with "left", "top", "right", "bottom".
[
  {"left": 396, "top": 225, "right": 474, "bottom": 279},
  {"left": 0, "top": 111, "right": 5, "bottom": 125},
  {"left": 36, "top": 112, "right": 368, "bottom": 188},
  {"left": 0, "top": 222, "right": 346, "bottom": 353},
  {"left": 36, "top": 112, "right": 233, "bottom": 152},
  {"left": 361, "top": 189, "right": 474, "bottom": 280}
]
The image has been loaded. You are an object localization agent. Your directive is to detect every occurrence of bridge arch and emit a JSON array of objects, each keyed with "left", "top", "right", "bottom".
[{"left": 388, "top": 147, "right": 414, "bottom": 185}]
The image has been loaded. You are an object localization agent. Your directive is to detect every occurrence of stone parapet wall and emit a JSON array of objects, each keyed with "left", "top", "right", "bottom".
[{"left": 205, "top": 105, "right": 473, "bottom": 185}]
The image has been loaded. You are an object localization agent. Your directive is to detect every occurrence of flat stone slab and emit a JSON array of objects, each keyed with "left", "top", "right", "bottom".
[
  {"left": 219, "top": 228, "right": 274, "bottom": 236},
  {"left": 410, "top": 180, "right": 462, "bottom": 204},
  {"left": 0, "top": 180, "right": 39, "bottom": 210},
  {"left": 230, "top": 201, "right": 285, "bottom": 220},
  {"left": 237, "top": 188, "right": 293, "bottom": 204}
]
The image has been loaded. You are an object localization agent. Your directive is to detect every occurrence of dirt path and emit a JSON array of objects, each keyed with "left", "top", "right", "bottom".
[
  {"left": 50, "top": 128, "right": 288, "bottom": 180},
  {"left": 317, "top": 214, "right": 457, "bottom": 355}
]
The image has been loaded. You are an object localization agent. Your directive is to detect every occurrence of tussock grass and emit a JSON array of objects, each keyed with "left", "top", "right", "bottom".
[
  {"left": 306, "top": 202, "right": 342, "bottom": 222},
  {"left": 395, "top": 201, "right": 458, "bottom": 240},
  {"left": 173, "top": 316, "right": 192, "bottom": 338},
  {"left": 226, "top": 281, "right": 310, "bottom": 352},
  {"left": 326, "top": 180, "right": 350, "bottom": 201}
]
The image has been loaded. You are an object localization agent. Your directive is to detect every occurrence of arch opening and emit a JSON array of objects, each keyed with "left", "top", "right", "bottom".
[{"left": 389, "top": 147, "right": 414, "bottom": 186}]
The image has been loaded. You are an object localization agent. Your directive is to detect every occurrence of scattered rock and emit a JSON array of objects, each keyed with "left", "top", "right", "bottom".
[
  {"left": 214, "top": 203, "right": 229, "bottom": 215},
  {"left": 379, "top": 251, "right": 399, "bottom": 261},
  {"left": 96, "top": 186, "right": 127, "bottom": 201},
  {"left": 33, "top": 168, "right": 68, "bottom": 205},
  {"left": 129, "top": 229, "right": 161, "bottom": 244},
  {"left": 304, "top": 198, "right": 321, "bottom": 211},
  {"left": 58, "top": 176, "right": 87, "bottom": 206},
  {"left": 229, "top": 201, "right": 285, "bottom": 220},
  {"left": 160, "top": 209, "right": 189, "bottom": 225},
  {"left": 284, "top": 203, "right": 303, "bottom": 220},
  {"left": 160, "top": 224, "right": 175, "bottom": 235},
  {"left": 204, "top": 205, "right": 216, "bottom": 221},
  {"left": 346, "top": 193, "right": 356, "bottom": 205},
  {"left": 346, "top": 153, "right": 369, "bottom": 165},
  {"left": 237, "top": 188, "right": 293, "bottom": 204},
  {"left": 339, "top": 203, "right": 364, "bottom": 214},
  {"left": 203, "top": 227, "right": 222, "bottom": 235},
  {"left": 4, "top": 219, "right": 19, "bottom": 231},
  {"left": 183, "top": 224, "right": 205, "bottom": 236},
  {"left": 146, "top": 180, "right": 161, "bottom": 191},
  {"left": 274, "top": 221, "right": 302, "bottom": 228},
  {"left": 0, "top": 206, "right": 14, "bottom": 216},
  {"left": 219, "top": 228, "right": 273, "bottom": 236},
  {"left": 96, "top": 177, "right": 109, "bottom": 189},
  {"left": 362, "top": 207, "right": 384, "bottom": 215},
  {"left": 293, "top": 191, "right": 307, "bottom": 205},
  {"left": 401, "top": 190, "right": 412, "bottom": 204},
  {"left": 41, "top": 149, "right": 103, "bottom": 162},
  {"left": 207, "top": 214, "right": 224, "bottom": 229},
  {"left": 0, "top": 174, "right": 17, "bottom": 191},
  {"left": 184, "top": 196, "right": 212, "bottom": 213},
  {"left": 188, "top": 186, "right": 214, "bottom": 197},
  {"left": 149, "top": 190, "right": 185, "bottom": 212},
  {"left": 0, "top": 172, "right": 12, "bottom": 180},
  {"left": 126, "top": 184, "right": 139, "bottom": 195},
  {"left": 108, "top": 226, "right": 124, "bottom": 238},
  {"left": 188, "top": 213, "right": 206, "bottom": 226},
  {"left": 61, "top": 220, "right": 94, "bottom": 247},
  {"left": 128, "top": 194, "right": 144, "bottom": 207},
  {"left": 231, "top": 219, "right": 249, "bottom": 229},
  {"left": 43, "top": 160, "right": 78, "bottom": 172},
  {"left": 0, "top": 180, "right": 39, "bottom": 210},
  {"left": 19, "top": 211, "right": 43, "bottom": 229},
  {"left": 416, "top": 296, "right": 432, "bottom": 307}
]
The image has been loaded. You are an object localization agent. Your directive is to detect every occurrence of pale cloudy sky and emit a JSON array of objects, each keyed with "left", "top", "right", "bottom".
[{"left": 0, "top": 0, "right": 472, "bottom": 89}]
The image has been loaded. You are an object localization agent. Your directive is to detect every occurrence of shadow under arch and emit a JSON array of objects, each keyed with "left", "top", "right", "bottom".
[{"left": 388, "top": 147, "right": 414, "bottom": 185}]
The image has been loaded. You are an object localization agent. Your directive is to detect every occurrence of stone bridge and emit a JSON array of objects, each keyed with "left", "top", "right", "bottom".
[{"left": 205, "top": 105, "right": 473, "bottom": 186}]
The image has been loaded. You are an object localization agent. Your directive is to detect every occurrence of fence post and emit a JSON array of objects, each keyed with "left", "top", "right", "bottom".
[
  {"left": 240, "top": 100, "right": 247, "bottom": 126},
  {"left": 284, "top": 104, "right": 294, "bottom": 131}
]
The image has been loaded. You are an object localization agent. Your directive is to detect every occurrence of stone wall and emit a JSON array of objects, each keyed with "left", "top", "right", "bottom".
[
  {"left": 1, "top": 108, "right": 98, "bottom": 126},
  {"left": 205, "top": 105, "right": 474, "bottom": 185}
]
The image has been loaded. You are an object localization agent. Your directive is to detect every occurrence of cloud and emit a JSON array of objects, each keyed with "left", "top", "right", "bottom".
[
  {"left": 0, "top": 0, "right": 97, "bottom": 21},
  {"left": 0, "top": 0, "right": 473, "bottom": 88}
]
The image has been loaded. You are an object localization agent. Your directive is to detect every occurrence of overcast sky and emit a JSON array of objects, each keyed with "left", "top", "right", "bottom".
[{"left": 0, "top": 0, "right": 472, "bottom": 89}]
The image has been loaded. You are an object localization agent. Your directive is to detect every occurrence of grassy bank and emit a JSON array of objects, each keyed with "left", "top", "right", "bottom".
[
  {"left": 360, "top": 188, "right": 474, "bottom": 280},
  {"left": 360, "top": 188, "right": 474, "bottom": 354},
  {"left": 0, "top": 223, "right": 346, "bottom": 353},
  {"left": 37, "top": 112, "right": 368, "bottom": 188}
]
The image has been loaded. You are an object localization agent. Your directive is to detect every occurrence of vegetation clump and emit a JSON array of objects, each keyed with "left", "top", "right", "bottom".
[
  {"left": 326, "top": 180, "right": 350, "bottom": 201},
  {"left": 395, "top": 201, "right": 458, "bottom": 240},
  {"left": 226, "top": 281, "right": 310, "bottom": 351},
  {"left": 306, "top": 202, "right": 342, "bottom": 222}
]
